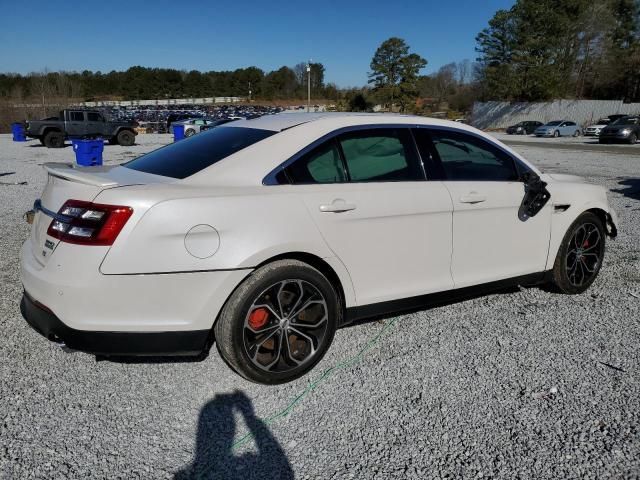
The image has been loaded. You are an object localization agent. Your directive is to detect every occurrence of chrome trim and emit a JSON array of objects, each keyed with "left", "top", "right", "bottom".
[
  {"left": 262, "top": 123, "right": 427, "bottom": 185},
  {"left": 33, "top": 199, "right": 73, "bottom": 223},
  {"left": 262, "top": 123, "right": 534, "bottom": 185}
]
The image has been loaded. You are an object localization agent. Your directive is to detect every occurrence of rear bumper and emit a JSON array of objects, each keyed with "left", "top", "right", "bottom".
[
  {"left": 20, "top": 291, "right": 209, "bottom": 355},
  {"left": 20, "top": 239, "right": 252, "bottom": 349}
]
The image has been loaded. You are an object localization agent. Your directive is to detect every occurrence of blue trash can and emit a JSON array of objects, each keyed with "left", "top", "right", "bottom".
[
  {"left": 11, "top": 122, "right": 27, "bottom": 142},
  {"left": 173, "top": 124, "right": 185, "bottom": 142},
  {"left": 72, "top": 139, "right": 104, "bottom": 166}
]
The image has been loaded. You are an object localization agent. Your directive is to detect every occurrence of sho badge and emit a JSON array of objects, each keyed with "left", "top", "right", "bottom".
[{"left": 44, "top": 239, "right": 55, "bottom": 250}]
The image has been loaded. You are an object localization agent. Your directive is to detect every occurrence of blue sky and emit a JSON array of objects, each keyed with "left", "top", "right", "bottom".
[{"left": 0, "top": 0, "right": 514, "bottom": 87}]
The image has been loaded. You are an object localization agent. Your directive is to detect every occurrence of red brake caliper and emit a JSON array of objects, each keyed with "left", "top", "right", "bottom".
[{"left": 248, "top": 307, "right": 269, "bottom": 330}]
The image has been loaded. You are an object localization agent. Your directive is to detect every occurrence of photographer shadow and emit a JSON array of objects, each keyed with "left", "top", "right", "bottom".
[{"left": 175, "top": 390, "right": 294, "bottom": 480}]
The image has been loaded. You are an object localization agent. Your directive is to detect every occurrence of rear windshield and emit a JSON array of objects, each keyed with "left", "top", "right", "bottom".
[{"left": 124, "top": 127, "right": 275, "bottom": 179}]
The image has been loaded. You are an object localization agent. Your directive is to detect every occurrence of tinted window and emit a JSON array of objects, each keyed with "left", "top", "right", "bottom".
[
  {"left": 429, "top": 130, "right": 518, "bottom": 181},
  {"left": 70, "top": 111, "right": 85, "bottom": 121},
  {"left": 124, "top": 127, "right": 275, "bottom": 179},
  {"left": 87, "top": 112, "right": 102, "bottom": 122},
  {"left": 287, "top": 140, "right": 346, "bottom": 184},
  {"left": 546, "top": 121, "right": 561, "bottom": 126},
  {"left": 338, "top": 129, "right": 422, "bottom": 182}
]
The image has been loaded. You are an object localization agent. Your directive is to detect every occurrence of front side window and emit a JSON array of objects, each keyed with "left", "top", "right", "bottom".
[
  {"left": 124, "top": 127, "right": 275, "bottom": 179},
  {"left": 287, "top": 140, "right": 346, "bottom": 184},
  {"left": 337, "top": 129, "right": 422, "bottom": 182},
  {"left": 87, "top": 112, "right": 103, "bottom": 122},
  {"left": 428, "top": 129, "right": 518, "bottom": 181},
  {"left": 70, "top": 111, "right": 85, "bottom": 121}
]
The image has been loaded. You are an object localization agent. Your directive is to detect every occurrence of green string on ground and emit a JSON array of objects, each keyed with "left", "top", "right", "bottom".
[{"left": 232, "top": 317, "right": 399, "bottom": 450}]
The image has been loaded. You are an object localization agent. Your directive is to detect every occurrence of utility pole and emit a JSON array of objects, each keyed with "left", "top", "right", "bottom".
[{"left": 307, "top": 60, "right": 311, "bottom": 113}]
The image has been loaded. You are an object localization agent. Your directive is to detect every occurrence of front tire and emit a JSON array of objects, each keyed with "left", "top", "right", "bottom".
[
  {"left": 215, "top": 260, "right": 339, "bottom": 384},
  {"left": 116, "top": 129, "right": 135, "bottom": 146},
  {"left": 628, "top": 133, "right": 637, "bottom": 145},
  {"left": 554, "top": 130, "right": 560, "bottom": 138},
  {"left": 184, "top": 128, "right": 196, "bottom": 137},
  {"left": 551, "top": 212, "right": 605, "bottom": 294},
  {"left": 43, "top": 131, "right": 64, "bottom": 148}
]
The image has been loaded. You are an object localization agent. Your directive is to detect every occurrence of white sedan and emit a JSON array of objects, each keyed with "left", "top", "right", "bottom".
[{"left": 20, "top": 113, "right": 618, "bottom": 384}]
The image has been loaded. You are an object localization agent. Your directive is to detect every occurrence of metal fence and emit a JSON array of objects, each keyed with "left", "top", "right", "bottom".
[
  {"left": 471, "top": 99, "right": 640, "bottom": 129},
  {"left": 77, "top": 97, "right": 247, "bottom": 107}
]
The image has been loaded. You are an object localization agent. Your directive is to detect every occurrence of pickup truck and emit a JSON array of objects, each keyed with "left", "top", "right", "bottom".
[{"left": 25, "top": 109, "right": 137, "bottom": 148}]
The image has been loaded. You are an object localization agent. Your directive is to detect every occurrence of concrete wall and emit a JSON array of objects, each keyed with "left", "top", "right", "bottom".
[{"left": 472, "top": 99, "right": 640, "bottom": 129}]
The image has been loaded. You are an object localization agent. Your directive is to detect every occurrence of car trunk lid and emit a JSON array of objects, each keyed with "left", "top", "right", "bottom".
[{"left": 30, "top": 163, "right": 172, "bottom": 266}]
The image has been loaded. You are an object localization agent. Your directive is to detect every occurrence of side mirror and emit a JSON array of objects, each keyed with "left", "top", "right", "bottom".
[{"left": 518, "top": 172, "right": 551, "bottom": 221}]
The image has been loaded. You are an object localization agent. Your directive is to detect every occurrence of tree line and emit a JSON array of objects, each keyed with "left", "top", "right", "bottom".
[
  {"left": 0, "top": 63, "right": 334, "bottom": 103},
  {"left": 475, "top": 0, "right": 640, "bottom": 102}
]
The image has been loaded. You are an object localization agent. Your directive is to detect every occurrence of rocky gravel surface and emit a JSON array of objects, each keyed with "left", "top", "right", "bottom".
[{"left": 1, "top": 134, "right": 638, "bottom": 479}]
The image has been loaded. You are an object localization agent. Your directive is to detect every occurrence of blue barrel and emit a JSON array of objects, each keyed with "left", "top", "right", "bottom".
[
  {"left": 173, "top": 124, "right": 185, "bottom": 142},
  {"left": 11, "top": 122, "right": 27, "bottom": 142},
  {"left": 72, "top": 139, "right": 104, "bottom": 166}
]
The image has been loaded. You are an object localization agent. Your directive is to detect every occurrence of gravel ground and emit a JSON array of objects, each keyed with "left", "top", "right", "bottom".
[{"left": 0, "top": 134, "right": 638, "bottom": 479}]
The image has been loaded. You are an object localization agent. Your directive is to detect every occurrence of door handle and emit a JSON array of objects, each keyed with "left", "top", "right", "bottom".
[
  {"left": 459, "top": 193, "right": 487, "bottom": 204},
  {"left": 319, "top": 199, "right": 357, "bottom": 213}
]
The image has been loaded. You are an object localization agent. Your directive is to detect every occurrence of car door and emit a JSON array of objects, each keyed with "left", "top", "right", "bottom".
[
  {"left": 282, "top": 127, "right": 454, "bottom": 306},
  {"left": 560, "top": 121, "right": 575, "bottom": 136},
  {"left": 418, "top": 127, "right": 551, "bottom": 288},
  {"left": 85, "top": 112, "right": 105, "bottom": 137},
  {"left": 66, "top": 111, "right": 86, "bottom": 137}
]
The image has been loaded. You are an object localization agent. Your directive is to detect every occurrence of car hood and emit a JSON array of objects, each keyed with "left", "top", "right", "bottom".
[
  {"left": 587, "top": 124, "right": 606, "bottom": 129},
  {"left": 541, "top": 173, "right": 585, "bottom": 184}
]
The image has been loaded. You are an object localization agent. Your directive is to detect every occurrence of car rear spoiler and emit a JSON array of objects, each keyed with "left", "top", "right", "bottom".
[{"left": 43, "top": 163, "right": 119, "bottom": 188}]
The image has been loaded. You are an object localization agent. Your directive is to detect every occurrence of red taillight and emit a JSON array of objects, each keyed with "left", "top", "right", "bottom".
[{"left": 47, "top": 199, "right": 133, "bottom": 246}]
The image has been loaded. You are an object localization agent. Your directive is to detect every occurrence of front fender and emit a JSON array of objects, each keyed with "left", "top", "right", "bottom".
[{"left": 545, "top": 196, "right": 616, "bottom": 270}]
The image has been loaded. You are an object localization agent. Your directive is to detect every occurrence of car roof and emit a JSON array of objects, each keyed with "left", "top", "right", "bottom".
[
  {"left": 183, "top": 112, "right": 541, "bottom": 186},
  {"left": 221, "top": 112, "right": 476, "bottom": 133}
]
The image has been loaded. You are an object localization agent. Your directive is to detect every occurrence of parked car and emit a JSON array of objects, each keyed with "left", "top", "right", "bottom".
[
  {"left": 506, "top": 121, "right": 543, "bottom": 135},
  {"left": 584, "top": 115, "right": 627, "bottom": 137},
  {"left": 534, "top": 120, "right": 582, "bottom": 137},
  {"left": 199, "top": 118, "right": 238, "bottom": 132},
  {"left": 172, "top": 118, "right": 233, "bottom": 137},
  {"left": 25, "top": 110, "right": 137, "bottom": 148},
  {"left": 166, "top": 113, "right": 202, "bottom": 132},
  {"left": 598, "top": 115, "right": 640, "bottom": 144},
  {"left": 21, "top": 113, "right": 618, "bottom": 384}
]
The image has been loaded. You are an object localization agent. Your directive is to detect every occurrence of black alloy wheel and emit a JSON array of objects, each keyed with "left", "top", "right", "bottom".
[{"left": 551, "top": 212, "right": 606, "bottom": 294}]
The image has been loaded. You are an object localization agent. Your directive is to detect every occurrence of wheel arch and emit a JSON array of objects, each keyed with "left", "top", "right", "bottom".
[
  {"left": 254, "top": 252, "right": 349, "bottom": 317},
  {"left": 42, "top": 126, "right": 63, "bottom": 137},
  {"left": 206, "top": 251, "right": 353, "bottom": 353},
  {"left": 545, "top": 205, "right": 615, "bottom": 271}
]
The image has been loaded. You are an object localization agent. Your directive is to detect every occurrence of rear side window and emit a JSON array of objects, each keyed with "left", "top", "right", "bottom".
[
  {"left": 337, "top": 129, "right": 422, "bottom": 182},
  {"left": 287, "top": 140, "right": 346, "bottom": 184},
  {"left": 428, "top": 129, "right": 518, "bottom": 181},
  {"left": 124, "top": 127, "right": 275, "bottom": 179}
]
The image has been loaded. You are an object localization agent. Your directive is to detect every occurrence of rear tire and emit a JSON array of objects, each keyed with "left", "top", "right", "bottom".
[
  {"left": 116, "top": 129, "right": 135, "bottom": 146},
  {"left": 573, "top": 130, "right": 580, "bottom": 137},
  {"left": 215, "top": 260, "right": 339, "bottom": 384},
  {"left": 184, "top": 128, "right": 196, "bottom": 137},
  {"left": 43, "top": 131, "right": 64, "bottom": 148},
  {"left": 551, "top": 212, "right": 605, "bottom": 294}
]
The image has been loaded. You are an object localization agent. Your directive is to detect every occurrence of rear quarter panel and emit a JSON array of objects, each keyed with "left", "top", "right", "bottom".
[{"left": 97, "top": 186, "right": 357, "bottom": 307}]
